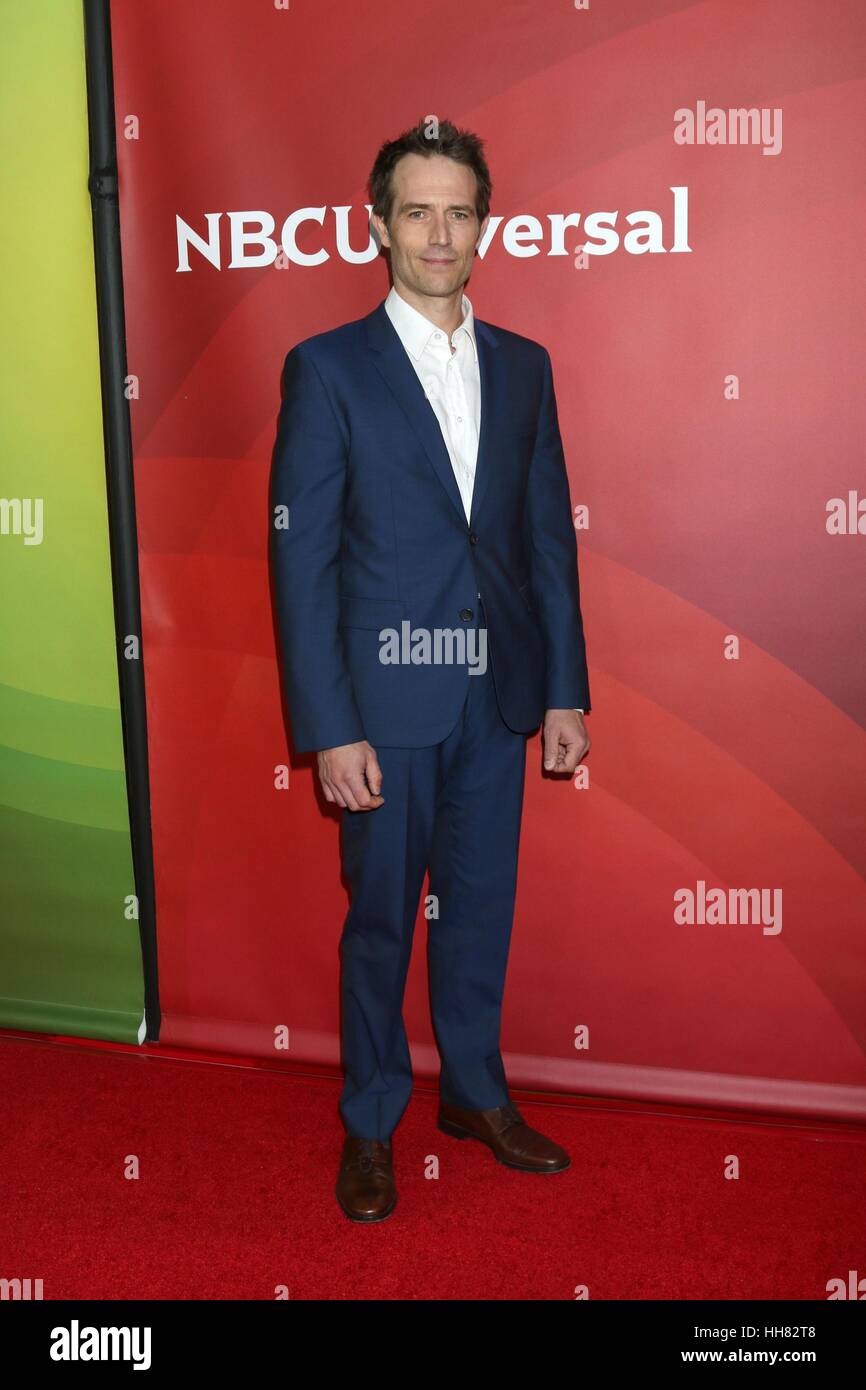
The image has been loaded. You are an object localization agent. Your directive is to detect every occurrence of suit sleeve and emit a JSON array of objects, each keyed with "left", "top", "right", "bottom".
[
  {"left": 523, "top": 347, "right": 591, "bottom": 712},
  {"left": 269, "top": 345, "right": 367, "bottom": 753}
]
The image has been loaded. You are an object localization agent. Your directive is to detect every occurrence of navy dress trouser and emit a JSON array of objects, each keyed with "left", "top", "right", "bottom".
[{"left": 337, "top": 659, "right": 528, "bottom": 1140}]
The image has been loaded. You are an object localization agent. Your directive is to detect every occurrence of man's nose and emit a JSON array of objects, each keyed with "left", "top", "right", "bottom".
[{"left": 428, "top": 214, "right": 452, "bottom": 243}]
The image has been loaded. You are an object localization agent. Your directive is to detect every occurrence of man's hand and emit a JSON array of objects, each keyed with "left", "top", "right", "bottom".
[
  {"left": 317, "top": 740, "right": 384, "bottom": 811},
  {"left": 542, "top": 709, "right": 590, "bottom": 774}
]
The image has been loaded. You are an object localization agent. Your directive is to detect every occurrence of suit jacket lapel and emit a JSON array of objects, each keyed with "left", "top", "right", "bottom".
[
  {"left": 365, "top": 300, "right": 501, "bottom": 528},
  {"left": 469, "top": 317, "right": 501, "bottom": 529}
]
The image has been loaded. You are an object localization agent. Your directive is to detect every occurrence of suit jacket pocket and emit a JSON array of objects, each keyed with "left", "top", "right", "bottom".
[{"left": 338, "top": 595, "right": 406, "bottom": 630}]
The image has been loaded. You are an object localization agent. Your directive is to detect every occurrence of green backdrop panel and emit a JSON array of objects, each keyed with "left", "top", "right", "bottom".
[{"left": 0, "top": 3, "right": 144, "bottom": 1041}]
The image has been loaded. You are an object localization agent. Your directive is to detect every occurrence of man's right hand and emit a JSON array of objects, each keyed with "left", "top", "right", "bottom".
[{"left": 316, "top": 740, "right": 384, "bottom": 811}]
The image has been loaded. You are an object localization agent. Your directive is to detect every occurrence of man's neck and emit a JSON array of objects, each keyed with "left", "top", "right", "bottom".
[{"left": 391, "top": 280, "right": 466, "bottom": 338}]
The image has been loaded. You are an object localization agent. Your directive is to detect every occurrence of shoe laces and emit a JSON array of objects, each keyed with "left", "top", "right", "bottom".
[
  {"left": 356, "top": 1137, "right": 388, "bottom": 1174},
  {"left": 498, "top": 1100, "right": 526, "bottom": 1131}
]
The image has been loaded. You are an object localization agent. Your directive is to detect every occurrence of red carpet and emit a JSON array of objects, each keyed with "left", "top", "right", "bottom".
[{"left": 1, "top": 1035, "right": 864, "bottom": 1300}]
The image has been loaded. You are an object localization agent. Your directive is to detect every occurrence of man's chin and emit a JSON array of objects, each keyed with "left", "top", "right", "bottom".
[{"left": 418, "top": 273, "right": 464, "bottom": 296}]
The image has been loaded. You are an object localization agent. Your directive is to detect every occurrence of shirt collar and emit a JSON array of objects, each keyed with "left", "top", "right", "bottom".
[{"left": 384, "top": 285, "right": 478, "bottom": 362}]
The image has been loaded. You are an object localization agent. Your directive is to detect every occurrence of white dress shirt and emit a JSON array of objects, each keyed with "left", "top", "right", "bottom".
[
  {"left": 383, "top": 286, "right": 584, "bottom": 716},
  {"left": 384, "top": 285, "right": 480, "bottom": 523}
]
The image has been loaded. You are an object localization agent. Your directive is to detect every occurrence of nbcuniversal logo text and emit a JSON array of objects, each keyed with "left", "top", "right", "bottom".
[{"left": 175, "top": 186, "right": 692, "bottom": 271}]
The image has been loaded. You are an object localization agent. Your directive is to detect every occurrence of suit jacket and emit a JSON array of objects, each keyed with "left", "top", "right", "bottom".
[{"left": 269, "top": 298, "right": 591, "bottom": 753}]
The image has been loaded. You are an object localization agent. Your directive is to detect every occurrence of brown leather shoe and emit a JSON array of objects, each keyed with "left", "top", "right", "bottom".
[
  {"left": 335, "top": 1136, "right": 397, "bottom": 1221},
  {"left": 438, "top": 1099, "right": 570, "bottom": 1173}
]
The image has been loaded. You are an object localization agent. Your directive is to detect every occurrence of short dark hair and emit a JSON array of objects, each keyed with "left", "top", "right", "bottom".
[{"left": 368, "top": 117, "right": 492, "bottom": 230}]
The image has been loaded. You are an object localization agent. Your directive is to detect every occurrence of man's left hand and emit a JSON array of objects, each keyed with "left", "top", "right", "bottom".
[{"left": 542, "top": 709, "right": 591, "bottom": 774}]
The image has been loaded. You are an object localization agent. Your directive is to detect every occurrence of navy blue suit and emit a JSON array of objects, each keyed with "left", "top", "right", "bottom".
[{"left": 270, "top": 298, "right": 591, "bottom": 1138}]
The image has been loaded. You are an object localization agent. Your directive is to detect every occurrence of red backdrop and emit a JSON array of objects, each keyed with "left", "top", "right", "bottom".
[{"left": 109, "top": 0, "right": 866, "bottom": 1117}]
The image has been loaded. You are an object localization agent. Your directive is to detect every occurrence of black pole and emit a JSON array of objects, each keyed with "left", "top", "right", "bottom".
[{"left": 82, "top": 0, "right": 161, "bottom": 1041}]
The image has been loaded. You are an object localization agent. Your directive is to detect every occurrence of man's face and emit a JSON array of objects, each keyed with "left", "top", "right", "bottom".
[{"left": 372, "top": 152, "right": 489, "bottom": 302}]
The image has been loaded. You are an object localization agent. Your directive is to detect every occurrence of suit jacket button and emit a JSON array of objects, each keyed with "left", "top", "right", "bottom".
[
  {"left": 468, "top": 532, "right": 478, "bottom": 545},
  {"left": 459, "top": 608, "right": 473, "bottom": 621}
]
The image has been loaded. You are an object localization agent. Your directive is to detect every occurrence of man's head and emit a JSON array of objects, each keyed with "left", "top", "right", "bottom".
[{"left": 368, "top": 118, "right": 492, "bottom": 305}]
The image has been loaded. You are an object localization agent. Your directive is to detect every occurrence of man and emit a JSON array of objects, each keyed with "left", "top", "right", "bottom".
[{"left": 270, "top": 119, "right": 591, "bottom": 1222}]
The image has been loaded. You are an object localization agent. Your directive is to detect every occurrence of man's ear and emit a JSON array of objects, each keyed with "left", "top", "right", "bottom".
[
  {"left": 371, "top": 211, "right": 391, "bottom": 249},
  {"left": 476, "top": 213, "right": 490, "bottom": 250}
]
